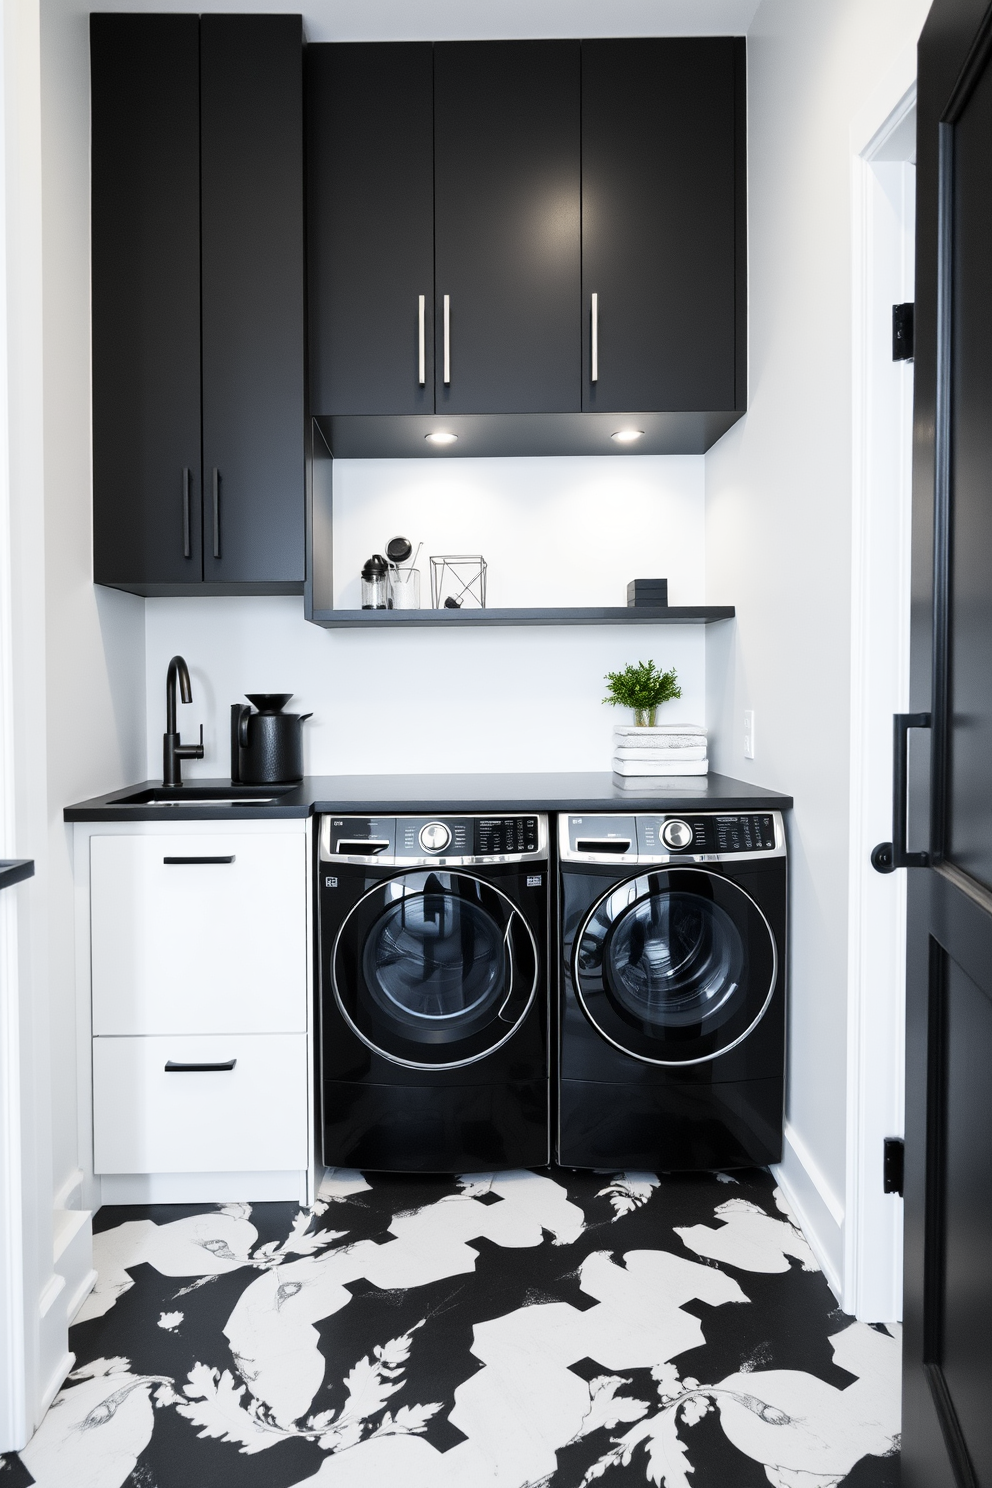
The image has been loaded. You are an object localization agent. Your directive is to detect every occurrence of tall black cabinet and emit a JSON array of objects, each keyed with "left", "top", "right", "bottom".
[{"left": 91, "top": 14, "right": 305, "bottom": 595}]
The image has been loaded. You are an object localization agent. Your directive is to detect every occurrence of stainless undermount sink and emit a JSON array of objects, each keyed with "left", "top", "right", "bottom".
[{"left": 111, "top": 785, "right": 293, "bottom": 806}]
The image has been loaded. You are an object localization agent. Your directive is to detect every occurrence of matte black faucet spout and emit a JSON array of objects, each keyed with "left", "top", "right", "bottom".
[{"left": 163, "top": 654, "right": 204, "bottom": 786}]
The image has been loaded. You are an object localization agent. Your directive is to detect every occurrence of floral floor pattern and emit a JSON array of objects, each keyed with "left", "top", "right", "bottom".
[{"left": 2, "top": 1167, "right": 899, "bottom": 1488}]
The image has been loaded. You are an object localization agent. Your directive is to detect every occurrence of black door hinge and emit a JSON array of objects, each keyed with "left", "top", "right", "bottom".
[
  {"left": 892, "top": 303, "right": 914, "bottom": 361},
  {"left": 883, "top": 1137, "right": 905, "bottom": 1195}
]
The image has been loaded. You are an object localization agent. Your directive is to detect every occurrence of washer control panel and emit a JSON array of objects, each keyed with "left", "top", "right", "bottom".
[
  {"left": 320, "top": 814, "right": 546, "bottom": 865},
  {"left": 561, "top": 811, "right": 784, "bottom": 864}
]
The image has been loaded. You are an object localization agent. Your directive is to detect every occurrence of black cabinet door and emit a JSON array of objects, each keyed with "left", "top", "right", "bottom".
[
  {"left": 91, "top": 15, "right": 202, "bottom": 586},
  {"left": 308, "top": 44, "right": 434, "bottom": 416},
  {"left": 200, "top": 15, "right": 305, "bottom": 586},
  {"left": 434, "top": 41, "right": 581, "bottom": 415},
  {"left": 582, "top": 39, "right": 743, "bottom": 414}
]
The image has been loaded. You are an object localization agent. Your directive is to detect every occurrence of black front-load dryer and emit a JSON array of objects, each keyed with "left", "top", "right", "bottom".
[
  {"left": 558, "top": 810, "right": 786, "bottom": 1171},
  {"left": 318, "top": 812, "right": 549, "bottom": 1172}
]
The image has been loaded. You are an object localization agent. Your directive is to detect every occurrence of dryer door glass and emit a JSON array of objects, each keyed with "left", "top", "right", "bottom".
[
  {"left": 606, "top": 892, "right": 745, "bottom": 1029},
  {"left": 332, "top": 870, "right": 539, "bottom": 1069},
  {"left": 574, "top": 869, "right": 777, "bottom": 1066}
]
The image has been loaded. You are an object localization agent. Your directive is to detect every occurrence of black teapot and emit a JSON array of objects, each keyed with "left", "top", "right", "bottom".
[{"left": 230, "top": 694, "right": 312, "bottom": 785}]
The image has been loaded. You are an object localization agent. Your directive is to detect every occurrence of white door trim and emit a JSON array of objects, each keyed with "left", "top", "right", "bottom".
[{"left": 845, "top": 48, "right": 917, "bottom": 1321}]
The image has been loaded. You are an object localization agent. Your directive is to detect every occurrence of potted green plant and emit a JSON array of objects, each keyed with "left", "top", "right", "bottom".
[{"left": 603, "top": 660, "right": 682, "bottom": 727}]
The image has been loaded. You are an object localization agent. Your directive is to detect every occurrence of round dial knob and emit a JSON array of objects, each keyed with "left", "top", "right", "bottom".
[
  {"left": 419, "top": 821, "right": 452, "bottom": 853},
  {"left": 662, "top": 818, "right": 693, "bottom": 850}
]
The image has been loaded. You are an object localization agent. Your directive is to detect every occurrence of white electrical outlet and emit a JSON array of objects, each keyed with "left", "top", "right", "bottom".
[{"left": 744, "top": 710, "right": 755, "bottom": 760}]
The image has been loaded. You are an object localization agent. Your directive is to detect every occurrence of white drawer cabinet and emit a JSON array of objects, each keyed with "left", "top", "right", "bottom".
[
  {"left": 91, "top": 832, "right": 306, "bottom": 1035},
  {"left": 93, "top": 1033, "right": 308, "bottom": 1173}
]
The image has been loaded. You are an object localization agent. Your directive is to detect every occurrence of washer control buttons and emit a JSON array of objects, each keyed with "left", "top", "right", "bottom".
[
  {"left": 662, "top": 819, "right": 694, "bottom": 850},
  {"left": 419, "top": 821, "right": 452, "bottom": 853}
]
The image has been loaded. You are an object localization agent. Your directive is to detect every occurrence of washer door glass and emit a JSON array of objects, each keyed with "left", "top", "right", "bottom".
[
  {"left": 333, "top": 871, "right": 538, "bottom": 1069},
  {"left": 575, "top": 869, "right": 776, "bottom": 1066}
]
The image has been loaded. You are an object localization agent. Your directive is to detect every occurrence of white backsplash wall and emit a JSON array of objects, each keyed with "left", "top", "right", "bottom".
[
  {"left": 331, "top": 455, "right": 704, "bottom": 609},
  {"left": 144, "top": 454, "right": 710, "bottom": 778}
]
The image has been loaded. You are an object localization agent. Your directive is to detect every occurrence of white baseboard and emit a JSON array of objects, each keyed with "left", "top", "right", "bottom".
[
  {"left": 37, "top": 1350, "right": 74, "bottom": 1418},
  {"left": 99, "top": 1170, "right": 307, "bottom": 1205},
  {"left": 773, "top": 1122, "right": 845, "bottom": 1301},
  {"left": 65, "top": 1268, "right": 98, "bottom": 1324}
]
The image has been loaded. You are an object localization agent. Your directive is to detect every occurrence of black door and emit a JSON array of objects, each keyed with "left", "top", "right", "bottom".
[
  {"left": 91, "top": 15, "right": 202, "bottom": 587},
  {"left": 331, "top": 871, "right": 538, "bottom": 1069},
  {"left": 433, "top": 41, "right": 581, "bottom": 415},
  {"left": 308, "top": 43, "right": 435, "bottom": 416},
  {"left": 902, "top": 4, "right": 992, "bottom": 1484},
  {"left": 581, "top": 39, "right": 744, "bottom": 414},
  {"left": 573, "top": 869, "right": 777, "bottom": 1065},
  {"left": 200, "top": 15, "right": 305, "bottom": 587}
]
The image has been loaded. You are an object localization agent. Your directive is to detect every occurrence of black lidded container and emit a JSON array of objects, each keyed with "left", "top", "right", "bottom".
[
  {"left": 231, "top": 693, "right": 311, "bottom": 784},
  {"left": 626, "top": 578, "right": 669, "bottom": 607}
]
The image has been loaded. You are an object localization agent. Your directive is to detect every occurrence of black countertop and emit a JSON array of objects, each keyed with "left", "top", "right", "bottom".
[
  {"left": 0, "top": 859, "right": 34, "bottom": 889},
  {"left": 64, "top": 772, "right": 792, "bottom": 821}
]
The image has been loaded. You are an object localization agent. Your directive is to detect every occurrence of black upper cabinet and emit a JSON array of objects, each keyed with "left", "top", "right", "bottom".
[
  {"left": 308, "top": 44, "right": 434, "bottom": 416},
  {"left": 91, "top": 15, "right": 202, "bottom": 587},
  {"left": 200, "top": 15, "right": 305, "bottom": 586},
  {"left": 433, "top": 42, "right": 581, "bottom": 414},
  {"left": 582, "top": 38, "right": 744, "bottom": 414},
  {"left": 91, "top": 14, "right": 305, "bottom": 595},
  {"left": 307, "top": 38, "right": 745, "bottom": 455}
]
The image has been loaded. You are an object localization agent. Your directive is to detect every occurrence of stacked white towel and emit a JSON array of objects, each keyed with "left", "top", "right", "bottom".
[{"left": 612, "top": 723, "right": 709, "bottom": 778}]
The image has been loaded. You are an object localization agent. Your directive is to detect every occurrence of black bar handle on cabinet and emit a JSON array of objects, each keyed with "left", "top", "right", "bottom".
[
  {"left": 182, "top": 468, "right": 191, "bottom": 559},
  {"left": 164, "top": 1058, "right": 237, "bottom": 1072},
  {"left": 212, "top": 468, "right": 220, "bottom": 559},
  {"left": 162, "top": 855, "right": 235, "bottom": 865},
  {"left": 871, "top": 711, "right": 931, "bottom": 873}
]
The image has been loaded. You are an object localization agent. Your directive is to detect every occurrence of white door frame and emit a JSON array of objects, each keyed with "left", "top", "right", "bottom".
[{"left": 845, "top": 46, "right": 917, "bottom": 1322}]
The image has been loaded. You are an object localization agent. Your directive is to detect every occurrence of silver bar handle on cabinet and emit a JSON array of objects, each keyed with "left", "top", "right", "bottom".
[
  {"left": 212, "top": 468, "right": 220, "bottom": 559},
  {"left": 182, "top": 468, "right": 191, "bottom": 559},
  {"left": 418, "top": 294, "right": 426, "bottom": 385},
  {"left": 591, "top": 292, "right": 599, "bottom": 382},
  {"left": 443, "top": 294, "right": 451, "bottom": 384}
]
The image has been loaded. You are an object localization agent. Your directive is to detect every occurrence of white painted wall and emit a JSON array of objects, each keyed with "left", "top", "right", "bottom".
[
  {"left": 145, "top": 455, "right": 710, "bottom": 778},
  {"left": 704, "top": 0, "right": 931, "bottom": 1304},
  {"left": 41, "top": 0, "right": 146, "bottom": 1209}
]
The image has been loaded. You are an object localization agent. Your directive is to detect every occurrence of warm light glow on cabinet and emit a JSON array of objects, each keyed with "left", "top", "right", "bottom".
[
  {"left": 611, "top": 429, "right": 644, "bottom": 444},
  {"left": 426, "top": 431, "right": 458, "bottom": 445}
]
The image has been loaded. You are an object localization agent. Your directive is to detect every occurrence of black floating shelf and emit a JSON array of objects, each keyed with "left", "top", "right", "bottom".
[{"left": 309, "top": 605, "right": 735, "bottom": 629}]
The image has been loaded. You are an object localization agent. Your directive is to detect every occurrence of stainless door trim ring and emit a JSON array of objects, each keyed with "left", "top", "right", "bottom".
[{"left": 330, "top": 869, "right": 539, "bottom": 1071}]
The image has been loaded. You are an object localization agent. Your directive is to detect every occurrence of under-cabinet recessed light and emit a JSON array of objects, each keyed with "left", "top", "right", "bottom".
[
  {"left": 426, "top": 431, "right": 458, "bottom": 445},
  {"left": 611, "top": 428, "right": 644, "bottom": 444}
]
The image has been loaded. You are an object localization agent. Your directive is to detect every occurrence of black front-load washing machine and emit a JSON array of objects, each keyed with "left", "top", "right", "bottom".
[
  {"left": 318, "top": 812, "right": 550, "bottom": 1172},
  {"left": 558, "top": 810, "right": 786, "bottom": 1170}
]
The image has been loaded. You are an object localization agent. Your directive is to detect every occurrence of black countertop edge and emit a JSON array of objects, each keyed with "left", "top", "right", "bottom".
[
  {"left": 0, "top": 859, "right": 35, "bottom": 889},
  {"left": 64, "top": 773, "right": 793, "bottom": 821}
]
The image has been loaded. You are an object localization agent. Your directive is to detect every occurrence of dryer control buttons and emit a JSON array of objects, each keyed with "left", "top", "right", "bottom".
[
  {"left": 419, "top": 821, "right": 452, "bottom": 853},
  {"left": 662, "top": 819, "right": 694, "bottom": 850}
]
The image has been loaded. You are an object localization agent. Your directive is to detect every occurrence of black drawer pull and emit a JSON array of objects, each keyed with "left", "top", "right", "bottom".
[
  {"left": 164, "top": 1058, "right": 237, "bottom": 1073},
  {"left": 162, "top": 855, "right": 235, "bottom": 865}
]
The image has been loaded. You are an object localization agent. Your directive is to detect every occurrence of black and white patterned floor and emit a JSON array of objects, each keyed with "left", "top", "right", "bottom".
[{"left": 3, "top": 1168, "right": 899, "bottom": 1488}]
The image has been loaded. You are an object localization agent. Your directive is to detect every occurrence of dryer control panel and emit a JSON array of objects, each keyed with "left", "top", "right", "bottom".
[
  {"left": 561, "top": 811, "right": 785, "bottom": 864},
  {"left": 320, "top": 813, "right": 547, "bottom": 866}
]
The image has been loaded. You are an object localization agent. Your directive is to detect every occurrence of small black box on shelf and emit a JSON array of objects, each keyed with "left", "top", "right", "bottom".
[{"left": 626, "top": 578, "right": 669, "bottom": 607}]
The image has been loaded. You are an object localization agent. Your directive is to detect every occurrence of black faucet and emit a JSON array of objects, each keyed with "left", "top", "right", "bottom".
[{"left": 163, "top": 655, "right": 205, "bottom": 786}]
